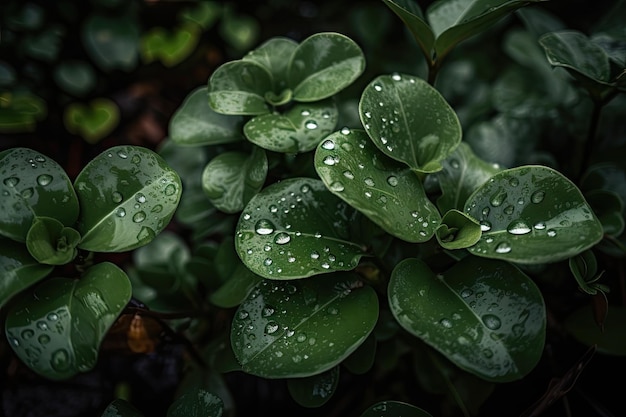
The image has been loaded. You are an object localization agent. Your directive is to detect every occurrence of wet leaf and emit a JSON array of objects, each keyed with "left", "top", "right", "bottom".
[
  {"left": 5, "top": 262, "right": 132, "bottom": 380},
  {"left": 342, "top": 333, "right": 377, "bottom": 375},
  {"left": 231, "top": 274, "right": 378, "bottom": 378},
  {"left": 359, "top": 73, "right": 461, "bottom": 173},
  {"left": 202, "top": 147, "right": 268, "bottom": 213},
  {"left": 242, "top": 37, "right": 298, "bottom": 91},
  {"left": 83, "top": 14, "right": 139, "bottom": 72},
  {"left": 314, "top": 129, "right": 441, "bottom": 242},
  {"left": 360, "top": 400, "right": 433, "bottom": 417},
  {"left": 26, "top": 217, "right": 80, "bottom": 265},
  {"left": 0, "top": 148, "right": 79, "bottom": 242},
  {"left": 287, "top": 366, "right": 339, "bottom": 408},
  {"left": 464, "top": 165, "right": 604, "bottom": 264},
  {"left": 74, "top": 145, "right": 182, "bottom": 252},
  {"left": 210, "top": 264, "right": 264, "bottom": 308},
  {"left": 235, "top": 178, "right": 367, "bottom": 279},
  {"left": 388, "top": 256, "right": 546, "bottom": 382},
  {"left": 208, "top": 60, "right": 273, "bottom": 115},
  {"left": 64, "top": 98, "right": 120, "bottom": 144},
  {"left": 166, "top": 388, "right": 223, "bottom": 417},
  {"left": 436, "top": 209, "right": 481, "bottom": 250}
]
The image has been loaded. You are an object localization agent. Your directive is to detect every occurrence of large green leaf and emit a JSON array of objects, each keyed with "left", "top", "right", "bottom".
[
  {"left": 169, "top": 87, "right": 244, "bottom": 146},
  {"left": 235, "top": 178, "right": 367, "bottom": 279},
  {"left": 166, "top": 388, "right": 223, "bottom": 417},
  {"left": 5, "top": 262, "right": 132, "bottom": 380},
  {"left": 82, "top": 14, "right": 139, "bottom": 72},
  {"left": 202, "top": 147, "right": 268, "bottom": 213},
  {"left": 360, "top": 401, "right": 433, "bottom": 417},
  {"left": 464, "top": 166, "right": 604, "bottom": 264},
  {"left": 381, "top": 0, "right": 434, "bottom": 61},
  {"left": 244, "top": 100, "right": 338, "bottom": 153},
  {"left": 0, "top": 148, "right": 79, "bottom": 242},
  {"left": 208, "top": 60, "right": 273, "bottom": 115},
  {"left": 288, "top": 32, "right": 366, "bottom": 102},
  {"left": 74, "top": 145, "right": 182, "bottom": 252},
  {"left": 231, "top": 274, "right": 378, "bottom": 378},
  {"left": 0, "top": 236, "right": 53, "bottom": 308},
  {"left": 314, "top": 129, "right": 441, "bottom": 242},
  {"left": 388, "top": 257, "right": 545, "bottom": 382},
  {"left": 359, "top": 73, "right": 461, "bottom": 173}
]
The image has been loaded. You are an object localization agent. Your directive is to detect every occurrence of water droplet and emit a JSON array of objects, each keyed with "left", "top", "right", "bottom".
[
  {"left": 482, "top": 314, "right": 502, "bottom": 330},
  {"left": 386, "top": 176, "right": 398, "bottom": 187},
  {"left": 37, "top": 321, "right": 48, "bottom": 330},
  {"left": 51, "top": 349, "right": 70, "bottom": 371},
  {"left": 21, "top": 329, "right": 34, "bottom": 340},
  {"left": 450, "top": 159, "right": 460, "bottom": 169},
  {"left": 321, "top": 139, "right": 335, "bottom": 150},
  {"left": 301, "top": 109, "right": 311, "bottom": 116},
  {"left": 21, "top": 188, "right": 34, "bottom": 198},
  {"left": 440, "top": 318, "right": 453, "bottom": 328},
  {"left": 364, "top": 191, "right": 372, "bottom": 198},
  {"left": 480, "top": 220, "right": 492, "bottom": 232},
  {"left": 300, "top": 184, "right": 310, "bottom": 193},
  {"left": 296, "top": 333, "right": 307, "bottom": 343},
  {"left": 330, "top": 181, "right": 344, "bottom": 192},
  {"left": 131, "top": 155, "right": 141, "bottom": 164},
  {"left": 509, "top": 177, "right": 519, "bottom": 187},
  {"left": 391, "top": 73, "right": 402, "bottom": 81},
  {"left": 482, "top": 207, "right": 490, "bottom": 216},
  {"left": 164, "top": 184, "right": 176, "bottom": 196},
  {"left": 274, "top": 232, "right": 291, "bottom": 245},
  {"left": 305, "top": 120, "right": 318, "bottom": 129},
  {"left": 534, "top": 222, "right": 546, "bottom": 230},
  {"left": 238, "top": 310, "right": 249, "bottom": 320},
  {"left": 364, "top": 177, "right": 375, "bottom": 187},
  {"left": 264, "top": 258, "right": 273, "bottom": 266},
  {"left": 482, "top": 348, "right": 494, "bottom": 358},
  {"left": 547, "top": 229, "right": 557, "bottom": 237},
  {"left": 132, "top": 211, "right": 146, "bottom": 223},
  {"left": 503, "top": 205, "right": 514, "bottom": 215},
  {"left": 374, "top": 84, "right": 382, "bottom": 91},
  {"left": 262, "top": 305, "right": 275, "bottom": 317},
  {"left": 323, "top": 155, "right": 337, "bottom": 166},
  {"left": 311, "top": 251, "right": 320, "bottom": 259},
  {"left": 111, "top": 192, "right": 123, "bottom": 203},
  {"left": 314, "top": 232, "right": 322, "bottom": 238},
  {"left": 343, "top": 170, "right": 354, "bottom": 179},
  {"left": 265, "top": 321, "right": 279, "bottom": 334},
  {"left": 255, "top": 219, "right": 275, "bottom": 235},
  {"left": 495, "top": 242, "right": 512, "bottom": 254},
  {"left": 490, "top": 189, "right": 507, "bottom": 207},
  {"left": 135, "top": 193, "right": 146, "bottom": 203},
  {"left": 36, "top": 174, "right": 53, "bottom": 186},
  {"left": 507, "top": 220, "right": 531, "bottom": 235},
  {"left": 116, "top": 150, "right": 128, "bottom": 159},
  {"left": 34, "top": 155, "right": 45, "bottom": 163},
  {"left": 38, "top": 334, "right": 50, "bottom": 345},
  {"left": 461, "top": 289, "right": 473, "bottom": 298}
]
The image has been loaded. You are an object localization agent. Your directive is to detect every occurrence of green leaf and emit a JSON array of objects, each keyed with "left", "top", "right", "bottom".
[
  {"left": 235, "top": 178, "right": 367, "bottom": 279},
  {"left": 388, "top": 257, "right": 546, "bottom": 382},
  {"left": 132, "top": 231, "right": 189, "bottom": 294},
  {"left": 208, "top": 60, "right": 273, "bottom": 115},
  {"left": 64, "top": 98, "right": 120, "bottom": 144},
  {"left": 381, "top": 0, "right": 435, "bottom": 61},
  {"left": 436, "top": 142, "right": 502, "bottom": 213},
  {"left": 244, "top": 100, "right": 338, "bottom": 153},
  {"left": 585, "top": 190, "right": 624, "bottom": 237},
  {"left": 359, "top": 74, "right": 461, "bottom": 173},
  {"left": 360, "top": 401, "right": 434, "bottom": 417},
  {"left": 179, "top": 1, "right": 222, "bottom": 29},
  {"left": 53, "top": 60, "right": 97, "bottom": 97},
  {"left": 140, "top": 24, "right": 200, "bottom": 67},
  {"left": 436, "top": 209, "right": 481, "bottom": 249},
  {"left": 342, "top": 332, "right": 377, "bottom": 375},
  {"left": 0, "top": 148, "right": 79, "bottom": 242},
  {"left": 26, "top": 217, "right": 80, "bottom": 265},
  {"left": 74, "top": 145, "right": 182, "bottom": 252},
  {"left": 166, "top": 388, "right": 223, "bottom": 417},
  {"left": 202, "top": 147, "right": 268, "bottom": 213},
  {"left": 219, "top": 12, "right": 259, "bottom": 53},
  {"left": 82, "top": 14, "right": 139, "bottom": 72},
  {"left": 287, "top": 366, "right": 339, "bottom": 408},
  {"left": 0, "top": 91, "right": 47, "bottom": 133},
  {"left": 23, "top": 27, "right": 63, "bottom": 62},
  {"left": 231, "top": 274, "right": 379, "bottom": 378},
  {"left": 101, "top": 399, "right": 145, "bottom": 417},
  {"left": 5, "top": 262, "right": 132, "bottom": 380},
  {"left": 464, "top": 166, "right": 604, "bottom": 264},
  {"left": 169, "top": 86, "right": 244, "bottom": 146},
  {"left": 314, "top": 129, "right": 441, "bottom": 242},
  {"left": 565, "top": 305, "right": 626, "bottom": 356},
  {"left": 288, "top": 32, "right": 366, "bottom": 102},
  {"left": 0, "top": 236, "right": 53, "bottom": 309},
  {"left": 210, "top": 264, "right": 264, "bottom": 308},
  {"left": 242, "top": 37, "right": 298, "bottom": 92}
]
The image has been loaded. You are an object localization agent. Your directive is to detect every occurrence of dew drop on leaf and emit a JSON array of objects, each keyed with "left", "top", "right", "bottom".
[
  {"left": 36, "top": 174, "right": 53, "bottom": 186},
  {"left": 132, "top": 211, "right": 146, "bottom": 223},
  {"left": 255, "top": 219, "right": 275, "bottom": 235},
  {"left": 495, "top": 242, "right": 512, "bottom": 254},
  {"left": 490, "top": 189, "right": 507, "bottom": 207},
  {"left": 274, "top": 232, "right": 291, "bottom": 245},
  {"left": 482, "top": 314, "right": 502, "bottom": 330},
  {"left": 321, "top": 139, "right": 335, "bottom": 150},
  {"left": 507, "top": 220, "right": 531, "bottom": 235},
  {"left": 547, "top": 229, "right": 557, "bottom": 237}
]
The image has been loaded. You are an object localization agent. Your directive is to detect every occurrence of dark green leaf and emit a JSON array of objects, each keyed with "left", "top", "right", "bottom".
[
  {"left": 167, "top": 388, "right": 223, "bottom": 417},
  {"left": 83, "top": 14, "right": 139, "bottom": 71},
  {"left": 231, "top": 274, "right": 378, "bottom": 378},
  {"left": 74, "top": 145, "right": 182, "bottom": 252},
  {"left": 210, "top": 264, "right": 264, "bottom": 308},
  {"left": 388, "top": 257, "right": 545, "bottom": 382},
  {"left": 101, "top": 399, "right": 145, "bottom": 417},
  {"left": 342, "top": 332, "right": 377, "bottom": 375},
  {"left": 360, "top": 401, "right": 433, "bottom": 417},
  {"left": 585, "top": 190, "right": 624, "bottom": 237},
  {"left": 26, "top": 217, "right": 80, "bottom": 265},
  {"left": 381, "top": 0, "right": 434, "bottom": 62},
  {"left": 436, "top": 209, "right": 481, "bottom": 249},
  {"left": 208, "top": 60, "right": 272, "bottom": 115},
  {"left": 0, "top": 91, "right": 47, "bottom": 133},
  {"left": 565, "top": 306, "right": 626, "bottom": 356},
  {"left": 5, "top": 262, "right": 132, "bottom": 380},
  {"left": 53, "top": 60, "right": 96, "bottom": 97},
  {"left": 287, "top": 366, "right": 339, "bottom": 408}
]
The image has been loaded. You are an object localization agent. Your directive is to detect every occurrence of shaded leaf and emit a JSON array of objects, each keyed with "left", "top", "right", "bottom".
[
  {"left": 360, "top": 401, "right": 433, "bottom": 417},
  {"left": 565, "top": 306, "right": 626, "bottom": 356},
  {"left": 167, "top": 388, "right": 223, "bottom": 417},
  {"left": 287, "top": 366, "right": 340, "bottom": 408},
  {"left": 26, "top": 217, "right": 80, "bottom": 265},
  {"left": 83, "top": 14, "right": 139, "bottom": 72},
  {"left": 101, "top": 399, "right": 145, "bottom": 417}
]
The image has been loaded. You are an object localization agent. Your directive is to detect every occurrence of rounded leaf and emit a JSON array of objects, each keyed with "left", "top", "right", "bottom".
[
  {"left": 83, "top": 14, "right": 139, "bottom": 72},
  {"left": 361, "top": 401, "right": 433, "bottom": 417},
  {"left": 435, "top": 209, "right": 481, "bottom": 250},
  {"left": 388, "top": 257, "right": 546, "bottom": 382},
  {"left": 202, "top": 147, "right": 268, "bottom": 213},
  {"left": 235, "top": 178, "right": 367, "bottom": 279},
  {"left": 53, "top": 60, "right": 96, "bottom": 96},
  {"left": 288, "top": 32, "right": 366, "bottom": 102},
  {"left": 464, "top": 166, "right": 604, "bottom": 264},
  {"left": 5, "top": 262, "right": 132, "bottom": 380},
  {"left": 231, "top": 274, "right": 379, "bottom": 378},
  {"left": 359, "top": 73, "right": 461, "bottom": 173},
  {"left": 64, "top": 98, "right": 120, "bottom": 144},
  {"left": 0, "top": 148, "right": 79, "bottom": 242},
  {"left": 314, "top": 129, "right": 440, "bottom": 242},
  {"left": 287, "top": 366, "right": 339, "bottom": 408},
  {"left": 140, "top": 24, "right": 199, "bottom": 67},
  {"left": 166, "top": 388, "right": 223, "bottom": 417},
  {"left": 74, "top": 145, "right": 182, "bottom": 252},
  {"left": 244, "top": 100, "right": 338, "bottom": 153},
  {"left": 26, "top": 217, "right": 80, "bottom": 265},
  {"left": 242, "top": 37, "right": 298, "bottom": 89},
  {"left": 208, "top": 60, "right": 273, "bottom": 115}
]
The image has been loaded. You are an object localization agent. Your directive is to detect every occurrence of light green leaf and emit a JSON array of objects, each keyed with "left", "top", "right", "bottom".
[
  {"left": 208, "top": 60, "right": 272, "bottom": 115},
  {"left": 436, "top": 209, "right": 481, "bottom": 249},
  {"left": 381, "top": 0, "right": 434, "bottom": 61},
  {"left": 26, "top": 217, "right": 80, "bottom": 265},
  {"left": 242, "top": 37, "right": 298, "bottom": 92},
  {"left": 0, "top": 91, "right": 47, "bottom": 133},
  {"left": 140, "top": 24, "right": 200, "bottom": 67},
  {"left": 64, "top": 98, "right": 120, "bottom": 144}
]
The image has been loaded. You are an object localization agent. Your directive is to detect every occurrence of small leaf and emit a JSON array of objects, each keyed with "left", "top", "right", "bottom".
[
  {"left": 74, "top": 145, "right": 182, "bottom": 252},
  {"left": 360, "top": 401, "right": 434, "bottom": 417},
  {"left": 242, "top": 37, "right": 298, "bottom": 90},
  {"left": 101, "top": 399, "right": 145, "bottom": 417},
  {"left": 5, "top": 262, "right": 132, "bottom": 380},
  {"left": 315, "top": 129, "right": 440, "bottom": 242},
  {"left": 235, "top": 178, "right": 367, "bottom": 279},
  {"left": 0, "top": 148, "right": 79, "bottom": 242},
  {"left": 288, "top": 32, "right": 366, "bottom": 102},
  {"left": 0, "top": 91, "right": 47, "bottom": 133},
  {"left": 208, "top": 60, "right": 273, "bottom": 115},
  {"left": 64, "top": 98, "right": 120, "bottom": 144},
  {"left": 244, "top": 100, "right": 338, "bottom": 153},
  {"left": 140, "top": 24, "right": 200, "bottom": 67},
  {"left": 0, "top": 236, "right": 53, "bottom": 308},
  {"left": 359, "top": 73, "right": 461, "bottom": 173},
  {"left": 464, "top": 166, "right": 604, "bottom": 264},
  {"left": 82, "top": 14, "right": 139, "bottom": 72},
  {"left": 53, "top": 60, "right": 97, "bottom": 97},
  {"left": 436, "top": 209, "right": 481, "bottom": 249},
  {"left": 202, "top": 147, "right": 268, "bottom": 213},
  {"left": 166, "top": 388, "right": 223, "bottom": 417},
  {"left": 388, "top": 257, "right": 546, "bottom": 382},
  {"left": 26, "top": 217, "right": 80, "bottom": 265},
  {"left": 287, "top": 366, "right": 340, "bottom": 408},
  {"left": 381, "top": 0, "right": 435, "bottom": 61},
  {"left": 231, "top": 274, "right": 378, "bottom": 378},
  {"left": 169, "top": 86, "right": 244, "bottom": 146}
]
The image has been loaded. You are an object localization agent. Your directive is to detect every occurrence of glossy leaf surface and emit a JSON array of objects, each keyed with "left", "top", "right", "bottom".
[
  {"left": 166, "top": 388, "right": 223, "bottom": 417},
  {"left": 202, "top": 147, "right": 268, "bottom": 213},
  {"left": 208, "top": 60, "right": 272, "bottom": 115},
  {"left": 5, "top": 262, "right": 132, "bottom": 380},
  {"left": 244, "top": 100, "right": 338, "bottom": 153},
  {"left": 231, "top": 274, "right": 378, "bottom": 378},
  {"left": 169, "top": 87, "right": 244, "bottom": 146},
  {"left": 288, "top": 32, "right": 365, "bottom": 102},
  {"left": 388, "top": 257, "right": 545, "bottom": 382},
  {"left": 235, "top": 178, "right": 366, "bottom": 279},
  {"left": 287, "top": 366, "right": 339, "bottom": 408},
  {"left": 436, "top": 209, "right": 481, "bottom": 250},
  {"left": 314, "top": 129, "right": 441, "bottom": 242},
  {"left": 64, "top": 98, "right": 120, "bottom": 144},
  {"left": 210, "top": 264, "right": 264, "bottom": 308},
  {"left": 242, "top": 37, "right": 298, "bottom": 91},
  {"left": 0, "top": 236, "right": 53, "bottom": 308},
  {"left": 464, "top": 166, "right": 604, "bottom": 264},
  {"left": 359, "top": 74, "right": 461, "bottom": 173},
  {"left": 74, "top": 146, "right": 182, "bottom": 252},
  {"left": 361, "top": 401, "right": 433, "bottom": 417},
  {"left": 0, "top": 148, "right": 79, "bottom": 242},
  {"left": 26, "top": 217, "right": 80, "bottom": 265}
]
